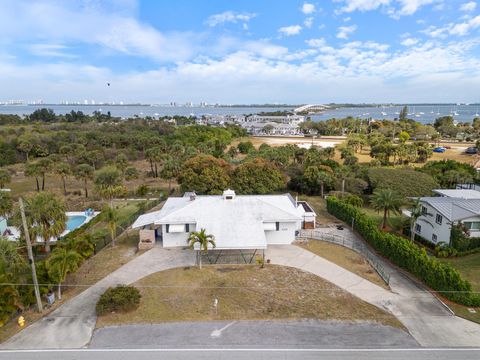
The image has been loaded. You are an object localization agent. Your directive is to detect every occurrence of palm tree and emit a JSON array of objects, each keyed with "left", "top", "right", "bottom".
[
  {"left": 20, "top": 192, "right": 67, "bottom": 252},
  {"left": 370, "top": 189, "right": 403, "bottom": 229},
  {"left": 94, "top": 166, "right": 125, "bottom": 207},
  {"left": 103, "top": 205, "right": 119, "bottom": 247},
  {"left": 25, "top": 162, "right": 41, "bottom": 192},
  {"left": 74, "top": 164, "right": 94, "bottom": 198},
  {"left": 47, "top": 247, "right": 82, "bottom": 300},
  {"left": 188, "top": 228, "right": 216, "bottom": 269},
  {"left": 55, "top": 162, "right": 71, "bottom": 196},
  {"left": 160, "top": 155, "right": 181, "bottom": 192},
  {"left": 37, "top": 158, "right": 53, "bottom": 191}
]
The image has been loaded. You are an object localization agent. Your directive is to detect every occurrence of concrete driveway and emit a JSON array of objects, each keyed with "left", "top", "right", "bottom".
[
  {"left": 0, "top": 247, "right": 195, "bottom": 350},
  {"left": 266, "top": 244, "right": 480, "bottom": 347}
]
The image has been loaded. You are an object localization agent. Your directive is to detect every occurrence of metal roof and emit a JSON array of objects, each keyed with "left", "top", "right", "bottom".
[
  {"left": 132, "top": 193, "right": 302, "bottom": 250},
  {"left": 433, "top": 189, "right": 480, "bottom": 199},
  {"left": 420, "top": 197, "right": 480, "bottom": 221}
]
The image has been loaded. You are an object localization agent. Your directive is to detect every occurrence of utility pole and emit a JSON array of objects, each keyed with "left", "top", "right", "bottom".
[{"left": 19, "top": 198, "right": 43, "bottom": 313}]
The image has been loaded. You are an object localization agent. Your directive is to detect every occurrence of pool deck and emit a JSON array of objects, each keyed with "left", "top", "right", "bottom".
[{"left": 5, "top": 211, "right": 100, "bottom": 242}]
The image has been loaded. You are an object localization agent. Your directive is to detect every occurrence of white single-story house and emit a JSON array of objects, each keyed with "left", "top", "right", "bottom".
[
  {"left": 132, "top": 190, "right": 316, "bottom": 251},
  {"left": 405, "top": 188, "right": 480, "bottom": 245}
]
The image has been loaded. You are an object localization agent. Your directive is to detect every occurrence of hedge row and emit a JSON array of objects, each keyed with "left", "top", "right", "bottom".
[{"left": 326, "top": 196, "right": 480, "bottom": 306}]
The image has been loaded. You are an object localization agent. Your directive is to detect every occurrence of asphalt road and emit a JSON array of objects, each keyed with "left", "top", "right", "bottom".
[
  {"left": 1, "top": 349, "right": 479, "bottom": 360},
  {"left": 89, "top": 320, "right": 418, "bottom": 349}
]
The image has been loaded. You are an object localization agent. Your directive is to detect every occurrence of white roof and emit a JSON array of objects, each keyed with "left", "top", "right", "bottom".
[
  {"left": 132, "top": 193, "right": 301, "bottom": 250},
  {"left": 433, "top": 189, "right": 480, "bottom": 199}
]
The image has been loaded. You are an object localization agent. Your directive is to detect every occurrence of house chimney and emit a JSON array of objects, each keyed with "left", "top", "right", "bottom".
[
  {"left": 184, "top": 191, "right": 196, "bottom": 201},
  {"left": 223, "top": 189, "right": 236, "bottom": 200}
]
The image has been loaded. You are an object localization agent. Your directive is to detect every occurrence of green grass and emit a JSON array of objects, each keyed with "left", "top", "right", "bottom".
[
  {"left": 441, "top": 252, "right": 480, "bottom": 292},
  {"left": 96, "top": 265, "right": 403, "bottom": 329}
]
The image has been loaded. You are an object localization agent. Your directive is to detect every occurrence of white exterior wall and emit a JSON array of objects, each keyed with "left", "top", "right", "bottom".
[
  {"left": 161, "top": 223, "right": 196, "bottom": 248},
  {"left": 415, "top": 202, "right": 452, "bottom": 245},
  {"left": 264, "top": 221, "right": 296, "bottom": 245},
  {"left": 459, "top": 216, "right": 480, "bottom": 238}
]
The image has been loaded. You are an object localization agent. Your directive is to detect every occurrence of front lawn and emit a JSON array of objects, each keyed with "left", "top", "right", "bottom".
[
  {"left": 440, "top": 252, "right": 480, "bottom": 324},
  {"left": 96, "top": 265, "right": 403, "bottom": 329}
]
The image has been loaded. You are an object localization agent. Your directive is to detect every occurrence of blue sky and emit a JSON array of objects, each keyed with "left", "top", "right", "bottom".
[{"left": 0, "top": 0, "right": 480, "bottom": 103}]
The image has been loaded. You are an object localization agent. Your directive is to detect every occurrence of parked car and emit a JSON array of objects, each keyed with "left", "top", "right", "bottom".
[
  {"left": 433, "top": 147, "right": 446, "bottom": 153},
  {"left": 465, "top": 147, "right": 478, "bottom": 154}
]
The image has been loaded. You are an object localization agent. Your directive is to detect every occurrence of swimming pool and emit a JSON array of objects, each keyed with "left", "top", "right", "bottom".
[{"left": 66, "top": 215, "right": 87, "bottom": 231}]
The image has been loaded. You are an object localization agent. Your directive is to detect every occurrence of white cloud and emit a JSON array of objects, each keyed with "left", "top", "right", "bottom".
[
  {"left": 278, "top": 25, "right": 302, "bottom": 36},
  {"left": 337, "top": 25, "right": 358, "bottom": 39},
  {"left": 304, "top": 17, "right": 314, "bottom": 28},
  {"left": 401, "top": 37, "right": 419, "bottom": 46},
  {"left": 396, "top": 0, "right": 439, "bottom": 16},
  {"left": 2, "top": 38, "right": 480, "bottom": 104},
  {"left": 205, "top": 11, "right": 256, "bottom": 27},
  {"left": 337, "top": 0, "right": 391, "bottom": 13},
  {"left": 336, "top": 0, "right": 441, "bottom": 16},
  {"left": 423, "top": 15, "right": 480, "bottom": 37},
  {"left": 460, "top": 1, "right": 477, "bottom": 12},
  {"left": 29, "top": 43, "right": 74, "bottom": 58},
  {"left": 450, "top": 15, "right": 480, "bottom": 35},
  {"left": 301, "top": 3, "right": 316, "bottom": 14},
  {"left": 0, "top": 0, "right": 200, "bottom": 62},
  {"left": 306, "top": 38, "right": 326, "bottom": 47}
]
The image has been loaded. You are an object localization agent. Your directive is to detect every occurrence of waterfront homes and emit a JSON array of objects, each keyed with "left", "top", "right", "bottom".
[
  {"left": 406, "top": 189, "right": 480, "bottom": 245},
  {"left": 132, "top": 190, "right": 316, "bottom": 250},
  {"left": 240, "top": 114, "right": 306, "bottom": 136}
]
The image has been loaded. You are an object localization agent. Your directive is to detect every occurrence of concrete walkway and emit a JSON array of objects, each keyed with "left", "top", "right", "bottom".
[
  {"left": 0, "top": 247, "right": 195, "bottom": 350},
  {"left": 266, "top": 244, "right": 480, "bottom": 347}
]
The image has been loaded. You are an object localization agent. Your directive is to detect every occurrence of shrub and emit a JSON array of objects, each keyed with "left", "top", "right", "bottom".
[
  {"left": 137, "top": 184, "right": 149, "bottom": 196},
  {"left": 96, "top": 285, "right": 141, "bottom": 315},
  {"left": 326, "top": 196, "right": 480, "bottom": 306}
]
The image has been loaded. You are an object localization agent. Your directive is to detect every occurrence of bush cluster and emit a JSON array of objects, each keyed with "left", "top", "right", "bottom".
[
  {"left": 96, "top": 285, "right": 141, "bottom": 315},
  {"left": 326, "top": 196, "right": 480, "bottom": 306}
]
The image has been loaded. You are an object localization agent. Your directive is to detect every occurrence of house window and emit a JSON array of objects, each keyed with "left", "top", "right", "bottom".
[
  {"left": 421, "top": 206, "right": 428, "bottom": 215},
  {"left": 432, "top": 234, "right": 438, "bottom": 243},
  {"left": 415, "top": 224, "right": 421, "bottom": 234},
  {"left": 275, "top": 222, "right": 280, "bottom": 231},
  {"left": 463, "top": 222, "right": 480, "bottom": 230},
  {"left": 436, "top": 214, "right": 442, "bottom": 225},
  {"left": 166, "top": 224, "right": 169, "bottom": 233},
  {"left": 186, "top": 224, "right": 190, "bottom": 232}
]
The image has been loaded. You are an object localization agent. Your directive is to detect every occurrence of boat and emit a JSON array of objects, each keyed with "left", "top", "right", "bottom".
[{"left": 381, "top": 112, "right": 387, "bottom": 116}]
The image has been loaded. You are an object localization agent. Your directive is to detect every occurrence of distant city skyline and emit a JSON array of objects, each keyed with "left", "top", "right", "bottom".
[{"left": 1, "top": 0, "right": 480, "bottom": 103}]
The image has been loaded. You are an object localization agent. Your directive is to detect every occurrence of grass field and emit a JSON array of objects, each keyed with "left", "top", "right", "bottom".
[
  {"left": 441, "top": 252, "right": 480, "bottom": 292},
  {"left": 96, "top": 264, "right": 402, "bottom": 329},
  {"left": 298, "top": 241, "right": 388, "bottom": 289},
  {"left": 351, "top": 145, "right": 478, "bottom": 166}
]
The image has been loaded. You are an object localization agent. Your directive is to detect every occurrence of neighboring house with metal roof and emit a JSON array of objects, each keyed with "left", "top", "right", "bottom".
[
  {"left": 406, "top": 189, "right": 480, "bottom": 245},
  {"left": 132, "top": 190, "right": 315, "bottom": 251}
]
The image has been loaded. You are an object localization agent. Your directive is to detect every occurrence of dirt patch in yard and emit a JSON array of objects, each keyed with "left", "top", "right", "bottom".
[
  {"left": 298, "top": 240, "right": 389, "bottom": 290},
  {"left": 96, "top": 264, "right": 402, "bottom": 329}
]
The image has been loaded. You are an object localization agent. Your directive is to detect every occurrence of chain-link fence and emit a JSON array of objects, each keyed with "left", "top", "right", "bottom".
[{"left": 297, "top": 230, "right": 391, "bottom": 285}]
